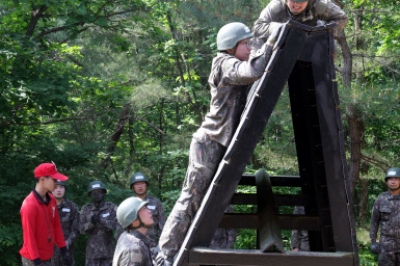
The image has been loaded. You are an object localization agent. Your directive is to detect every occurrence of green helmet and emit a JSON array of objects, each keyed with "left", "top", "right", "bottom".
[
  {"left": 56, "top": 180, "right": 67, "bottom": 187},
  {"left": 117, "top": 197, "right": 148, "bottom": 229},
  {"left": 217, "top": 22, "right": 253, "bottom": 51},
  {"left": 87, "top": 180, "right": 107, "bottom": 196},
  {"left": 385, "top": 167, "right": 400, "bottom": 181},
  {"left": 130, "top": 172, "right": 149, "bottom": 189}
]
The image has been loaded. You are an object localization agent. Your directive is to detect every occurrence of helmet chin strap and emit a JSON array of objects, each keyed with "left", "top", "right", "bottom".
[{"left": 131, "top": 216, "right": 153, "bottom": 230}]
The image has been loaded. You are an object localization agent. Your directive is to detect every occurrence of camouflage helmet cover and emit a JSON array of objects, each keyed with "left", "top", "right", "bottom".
[
  {"left": 87, "top": 180, "right": 107, "bottom": 196},
  {"left": 385, "top": 167, "right": 400, "bottom": 181},
  {"left": 217, "top": 22, "right": 253, "bottom": 51},
  {"left": 117, "top": 197, "right": 148, "bottom": 228},
  {"left": 130, "top": 172, "right": 149, "bottom": 189}
]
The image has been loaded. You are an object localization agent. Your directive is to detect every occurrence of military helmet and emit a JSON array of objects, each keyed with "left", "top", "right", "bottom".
[
  {"left": 117, "top": 197, "right": 148, "bottom": 228},
  {"left": 56, "top": 180, "right": 67, "bottom": 187},
  {"left": 217, "top": 22, "right": 253, "bottom": 51},
  {"left": 87, "top": 180, "right": 107, "bottom": 196},
  {"left": 385, "top": 167, "right": 400, "bottom": 181},
  {"left": 130, "top": 172, "right": 149, "bottom": 189}
]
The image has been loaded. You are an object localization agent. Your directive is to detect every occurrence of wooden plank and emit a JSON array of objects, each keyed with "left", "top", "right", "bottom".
[
  {"left": 219, "top": 213, "right": 320, "bottom": 231},
  {"left": 188, "top": 248, "right": 355, "bottom": 266},
  {"left": 255, "top": 169, "right": 284, "bottom": 252},
  {"left": 238, "top": 175, "right": 303, "bottom": 187},
  {"left": 231, "top": 193, "right": 312, "bottom": 207}
]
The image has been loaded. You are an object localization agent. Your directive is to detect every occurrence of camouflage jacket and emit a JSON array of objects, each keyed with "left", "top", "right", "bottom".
[
  {"left": 370, "top": 192, "right": 400, "bottom": 241},
  {"left": 57, "top": 198, "right": 80, "bottom": 247},
  {"left": 199, "top": 43, "right": 274, "bottom": 147},
  {"left": 143, "top": 195, "right": 165, "bottom": 248},
  {"left": 112, "top": 230, "right": 153, "bottom": 266},
  {"left": 253, "top": 0, "right": 348, "bottom": 41},
  {"left": 80, "top": 201, "right": 118, "bottom": 259}
]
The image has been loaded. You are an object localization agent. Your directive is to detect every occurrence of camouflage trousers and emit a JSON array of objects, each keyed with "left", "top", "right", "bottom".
[
  {"left": 378, "top": 252, "right": 400, "bottom": 266},
  {"left": 85, "top": 258, "right": 112, "bottom": 266},
  {"left": 22, "top": 257, "right": 52, "bottom": 266},
  {"left": 159, "top": 133, "right": 226, "bottom": 260}
]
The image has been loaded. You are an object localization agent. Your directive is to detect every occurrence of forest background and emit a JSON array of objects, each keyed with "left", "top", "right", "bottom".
[{"left": 1, "top": 0, "right": 399, "bottom": 265}]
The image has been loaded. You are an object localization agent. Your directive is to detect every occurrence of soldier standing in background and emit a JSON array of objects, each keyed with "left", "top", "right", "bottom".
[
  {"left": 113, "top": 197, "right": 155, "bottom": 266},
  {"left": 290, "top": 206, "right": 310, "bottom": 251},
  {"left": 370, "top": 167, "right": 400, "bottom": 266},
  {"left": 52, "top": 180, "right": 80, "bottom": 265},
  {"left": 130, "top": 172, "right": 165, "bottom": 248},
  {"left": 80, "top": 180, "right": 118, "bottom": 266}
]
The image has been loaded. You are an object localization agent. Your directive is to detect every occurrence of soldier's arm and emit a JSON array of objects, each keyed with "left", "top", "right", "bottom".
[
  {"left": 157, "top": 200, "right": 166, "bottom": 234},
  {"left": 67, "top": 203, "right": 80, "bottom": 244},
  {"left": 98, "top": 204, "right": 118, "bottom": 231},
  {"left": 369, "top": 198, "right": 380, "bottom": 241},
  {"left": 319, "top": 0, "right": 348, "bottom": 37},
  {"left": 79, "top": 207, "right": 94, "bottom": 234}
]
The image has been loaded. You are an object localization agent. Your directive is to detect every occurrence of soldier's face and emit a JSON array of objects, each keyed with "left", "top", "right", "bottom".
[
  {"left": 234, "top": 38, "right": 251, "bottom": 61},
  {"left": 387, "top": 177, "right": 400, "bottom": 191},
  {"left": 138, "top": 206, "right": 154, "bottom": 226},
  {"left": 53, "top": 185, "right": 66, "bottom": 199},
  {"left": 90, "top": 189, "right": 105, "bottom": 203},
  {"left": 133, "top": 182, "right": 147, "bottom": 196},
  {"left": 287, "top": 0, "right": 308, "bottom": 15}
]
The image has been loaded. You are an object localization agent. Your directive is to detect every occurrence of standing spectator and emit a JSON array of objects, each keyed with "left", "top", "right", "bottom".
[
  {"left": 158, "top": 22, "right": 280, "bottom": 265},
  {"left": 20, "top": 162, "right": 72, "bottom": 266},
  {"left": 52, "top": 180, "right": 80, "bottom": 265},
  {"left": 290, "top": 206, "right": 310, "bottom": 251},
  {"left": 370, "top": 167, "right": 400, "bottom": 266},
  {"left": 209, "top": 205, "right": 237, "bottom": 249},
  {"left": 129, "top": 172, "right": 165, "bottom": 248},
  {"left": 113, "top": 197, "right": 155, "bottom": 266},
  {"left": 80, "top": 180, "right": 118, "bottom": 266},
  {"left": 253, "top": 0, "right": 348, "bottom": 43}
]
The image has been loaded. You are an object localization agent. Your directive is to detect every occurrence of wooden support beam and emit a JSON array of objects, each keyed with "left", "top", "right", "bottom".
[{"left": 188, "top": 248, "right": 355, "bottom": 266}]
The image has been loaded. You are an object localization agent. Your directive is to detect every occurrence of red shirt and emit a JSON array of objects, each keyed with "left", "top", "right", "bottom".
[{"left": 19, "top": 190, "right": 66, "bottom": 261}]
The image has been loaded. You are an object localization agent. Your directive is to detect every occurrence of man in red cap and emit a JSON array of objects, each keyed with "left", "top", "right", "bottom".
[{"left": 20, "top": 162, "right": 73, "bottom": 266}]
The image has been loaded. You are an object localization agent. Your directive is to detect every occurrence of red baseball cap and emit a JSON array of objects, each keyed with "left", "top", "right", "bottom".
[{"left": 34, "top": 162, "right": 69, "bottom": 181}]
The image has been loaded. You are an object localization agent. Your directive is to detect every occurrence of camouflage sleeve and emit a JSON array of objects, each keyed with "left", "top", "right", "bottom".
[
  {"left": 157, "top": 200, "right": 166, "bottom": 234},
  {"left": 98, "top": 204, "right": 118, "bottom": 231},
  {"left": 369, "top": 198, "right": 381, "bottom": 240},
  {"left": 79, "top": 205, "right": 94, "bottom": 234},
  {"left": 253, "top": 0, "right": 287, "bottom": 41},
  {"left": 320, "top": 0, "right": 348, "bottom": 30},
  {"left": 67, "top": 202, "right": 80, "bottom": 244}
]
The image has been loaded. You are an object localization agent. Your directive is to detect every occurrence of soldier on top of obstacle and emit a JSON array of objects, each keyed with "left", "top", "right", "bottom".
[
  {"left": 209, "top": 205, "right": 237, "bottom": 249},
  {"left": 129, "top": 172, "right": 165, "bottom": 248},
  {"left": 157, "top": 22, "right": 282, "bottom": 266},
  {"left": 80, "top": 180, "right": 119, "bottom": 266},
  {"left": 252, "top": 0, "right": 348, "bottom": 45},
  {"left": 113, "top": 197, "right": 155, "bottom": 266},
  {"left": 290, "top": 206, "right": 310, "bottom": 252},
  {"left": 370, "top": 167, "right": 400, "bottom": 266},
  {"left": 52, "top": 180, "right": 80, "bottom": 265}
]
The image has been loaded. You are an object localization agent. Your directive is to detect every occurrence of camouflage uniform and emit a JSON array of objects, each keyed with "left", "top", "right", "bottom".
[
  {"left": 290, "top": 206, "right": 310, "bottom": 251},
  {"left": 159, "top": 43, "right": 274, "bottom": 261},
  {"left": 52, "top": 198, "right": 80, "bottom": 266},
  {"left": 209, "top": 205, "right": 237, "bottom": 249},
  {"left": 253, "top": 0, "right": 348, "bottom": 41},
  {"left": 143, "top": 196, "right": 166, "bottom": 248},
  {"left": 112, "top": 230, "right": 153, "bottom": 266},
  {"left": 80, "top": 201, "right": 119, "bottom": 266},
  {"left": 370, "top": 192, "right": 400, "bottom": 266}
]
